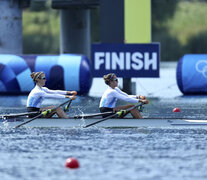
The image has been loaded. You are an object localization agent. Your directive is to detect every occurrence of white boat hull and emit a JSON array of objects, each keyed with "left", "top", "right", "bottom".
[{"left": 2, "top": 118, "right": 207, "bottom": 129}]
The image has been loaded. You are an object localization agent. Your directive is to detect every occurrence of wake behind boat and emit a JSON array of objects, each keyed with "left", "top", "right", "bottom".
[{"left": 1, "top": 117, "right": 207, "bottom": 129}]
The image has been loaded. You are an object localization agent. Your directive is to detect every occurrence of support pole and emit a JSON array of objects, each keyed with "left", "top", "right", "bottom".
[
  {"left": 60, "top": 9, "right": 90, "bottom": 58},
  {"left": 0, "top": 0, "right": 22, "bottom": 54},
  {"left": 123, "top": 78, "right": 132, "bottom": 94},
  {"left": 100, "top": 0, "right": 132, "bottom": 93}
]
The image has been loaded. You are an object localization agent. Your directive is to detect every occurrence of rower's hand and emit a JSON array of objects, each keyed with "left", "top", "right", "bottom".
[
  {"left": 71, "top": 91, "right": 77, "bottom": 95},
  {"left": 66, "top": 95, "right": 76, "bottom": 100},
  {"left": 67, "top": 91, "right": 77, "bottom": 96},
  {"left": 139, "top": 99, "right": 149, "bottom": 104},
  {"left": 136, "top": 95, "right": 146, "bottom": 100},
  {"left": 140, "top": 95, "right": 146, "bottom": 100}
]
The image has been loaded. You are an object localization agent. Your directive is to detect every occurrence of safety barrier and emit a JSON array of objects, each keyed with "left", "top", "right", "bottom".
[
  {"left": 177, "top": 54, "right": 207, "bottom": 95},
  {"left": 0, "top": 54, "right": 92, "bottom": 94}
]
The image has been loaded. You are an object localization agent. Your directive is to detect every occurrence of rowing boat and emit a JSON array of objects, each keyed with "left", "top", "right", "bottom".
[
  {"left": 1, "top": 101, "right": 206, "bottom": 129},
  {"left": 1, "top": 117, "right": 207, "bottom": 128}
]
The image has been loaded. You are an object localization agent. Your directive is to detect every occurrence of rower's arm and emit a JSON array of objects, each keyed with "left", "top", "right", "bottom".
[
  {"left": 40, "top": 91, "right": 66, "bottom": 99},
  {"left": 112, "top": 91, "right": 138, "bottom": 103},
  {"left": 115, "top": 87, "right": 137, "bottom": 99},
  {"left": 43, "top": 87, "right": 67, "bottom": 95}
]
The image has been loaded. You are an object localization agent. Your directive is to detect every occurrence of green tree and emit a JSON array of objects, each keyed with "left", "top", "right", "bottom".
[{"left": 23, "top": 1, "right": 60, "bottom": 54}]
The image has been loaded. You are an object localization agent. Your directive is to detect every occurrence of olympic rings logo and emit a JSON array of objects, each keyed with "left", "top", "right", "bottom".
[{"left": 195, "top": 60, "right": 207, "bottom": 78}]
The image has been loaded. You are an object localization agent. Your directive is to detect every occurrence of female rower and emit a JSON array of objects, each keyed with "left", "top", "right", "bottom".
[
  {"left": 27, "top": 71, "right": 77, "bottom": 118},
  {"left": 99, "top": 73, "right": 149, "bottom": 118}
]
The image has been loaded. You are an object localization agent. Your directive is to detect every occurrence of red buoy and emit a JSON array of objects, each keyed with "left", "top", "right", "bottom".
[
  {"left": 65, "top": 157, "right": 79, "bottom": 169},
  {"left": 173, "top": 107, "right": 181, "bottom": 112}
]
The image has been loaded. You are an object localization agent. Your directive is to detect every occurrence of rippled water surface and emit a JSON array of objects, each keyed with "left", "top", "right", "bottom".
[
  {"left": 1, "top": 95, "right": 207, "bottom": 180},
  {"left": 1, "top": 127, "right": 207, "bottom": 180}
]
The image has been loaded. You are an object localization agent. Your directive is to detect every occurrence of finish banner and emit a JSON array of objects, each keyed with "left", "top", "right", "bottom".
[{"left": 91, "top": 43, "right": 160, "bottom": 78}]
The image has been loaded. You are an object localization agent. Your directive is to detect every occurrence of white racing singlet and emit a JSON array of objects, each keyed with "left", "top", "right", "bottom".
[
  {"left": 27, "top": 85, "right": 67, "bottom": 108},
  {"left": 99, "top": 87, "right": 139, "bottom": 108}
]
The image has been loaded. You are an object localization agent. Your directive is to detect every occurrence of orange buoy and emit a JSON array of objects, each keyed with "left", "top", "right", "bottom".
[
  {"left": 65, "top": 157, "right": 79, "bottom": 169},
  {"left": 173, "top": 107, "right": 181, "bottom": 112}
]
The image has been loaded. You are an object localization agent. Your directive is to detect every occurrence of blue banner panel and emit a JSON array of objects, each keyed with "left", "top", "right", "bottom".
[
  {"left": 91, "top": 43, "right": 160, "bottom": 78},
  {"left": 0, "top": 54, "right": 92, "bottom": 95}
]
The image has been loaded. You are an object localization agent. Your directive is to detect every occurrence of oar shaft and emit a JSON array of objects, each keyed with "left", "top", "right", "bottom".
[
  {"left": 65, "top": 100, "right": 72, "bottom": 109},
  {"left": 1, "top": 111, "right": 39, "bottom": 118},
  {"left": 14, "top": 113, "right": 43, "bottom": 128},
  {"left": 14, "top": 99, "right": 72, "bottom": 129},
  {"left": 74, "top": 112, "right": 115, "bottom": 119},
  {"left": 84, "top": 103, "right": 144, "bottom": 128},
  {"left": 84, "top": 113, "right": 118, "bottom": 128}
]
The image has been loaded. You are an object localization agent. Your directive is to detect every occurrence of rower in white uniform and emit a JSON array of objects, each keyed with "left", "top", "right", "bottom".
[
  {"left": 99, "top": 73, "right": 149, "bottom": 118},
  {"left": 27, "top": 71, "right": 76, "bottom": 118}
]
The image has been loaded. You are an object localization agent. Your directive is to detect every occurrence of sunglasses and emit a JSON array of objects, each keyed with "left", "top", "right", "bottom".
[
  {"left": 39, "top": 76, "right": 46, "bottom": 80},
  {"left": 112, "top": 78, "right": 118, "bottom": 82}
]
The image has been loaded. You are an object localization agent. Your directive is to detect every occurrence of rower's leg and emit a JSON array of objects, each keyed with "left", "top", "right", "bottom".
[
  {"left": 55, "top": 107, "right": 68, "bottom": 118},
  {"left": 114, "top": 104, "right": 133, "bottom": 112},
  {"left": 130, "top": 108, "right": 142, "bottom": 119},
  {"left": 41, "top": 106, "right": 55, "bottom": 118},
  {"left": 41, "top": 106, "right": 68, "bottom": 118},
  {"left": 114, "top": 105, "right": 142, "bottom": 119}
]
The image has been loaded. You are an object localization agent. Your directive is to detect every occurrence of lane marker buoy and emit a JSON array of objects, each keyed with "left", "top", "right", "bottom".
[
  {"left": 65, "top": 157, "right": 80, "bottom": 169},
  {"left": 173, "top": 107, "right": 181, "bottom": 112}
]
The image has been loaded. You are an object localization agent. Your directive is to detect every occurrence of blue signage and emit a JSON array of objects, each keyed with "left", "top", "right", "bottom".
[{"left": 91, "top": 43, "right": 160, "bottom": 78}]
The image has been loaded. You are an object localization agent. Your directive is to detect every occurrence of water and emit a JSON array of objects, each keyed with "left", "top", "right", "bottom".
[
  {"left": 1, "top": 62, "right": 207, "bottom": 180},
  {"left": 1, "top": 125, "right": 207, "bottom": 180}
]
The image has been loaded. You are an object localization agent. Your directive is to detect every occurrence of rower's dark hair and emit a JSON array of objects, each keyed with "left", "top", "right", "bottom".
[{"left": 103, "top": 73, "right": 115, "bottom": 85}]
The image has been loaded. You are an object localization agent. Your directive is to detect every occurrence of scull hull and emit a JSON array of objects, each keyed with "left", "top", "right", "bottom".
[{"left": 2, "top": 118, "right": 207, "bottom": 128}]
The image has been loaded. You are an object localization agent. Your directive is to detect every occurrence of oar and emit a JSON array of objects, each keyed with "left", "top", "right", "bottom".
[
  {"left": 14, "top": 99, "right": 72, "bottom": 129},
  {"left": 84, "top": 103, "right": 144, "bottom": 128},
  {"left": 64, "top": 99, "right": 72, "bottom": 112},
  {"left": 74, "top": 111, "right": 115, "bottom": 119},
  {"left": 1, "top": 111, "right": 39, "bottom": 119}
]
